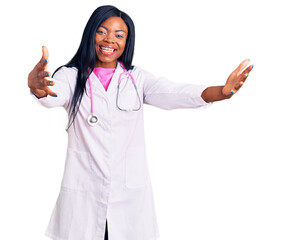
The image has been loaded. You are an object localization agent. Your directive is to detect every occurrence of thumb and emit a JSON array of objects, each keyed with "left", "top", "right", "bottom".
[{"left": 40, "top": 46, "right": 49, "bottom": 70}]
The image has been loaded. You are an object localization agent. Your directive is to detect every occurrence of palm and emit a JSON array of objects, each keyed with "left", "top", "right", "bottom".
[
  {"left": 222, "top": 59, "right": 253, "bottom": 97},
  {"left": 28, "top": 46, "right": 57, "bottom": 97}
]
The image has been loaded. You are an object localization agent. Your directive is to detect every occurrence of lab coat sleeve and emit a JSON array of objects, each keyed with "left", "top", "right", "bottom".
[
  {"left": 142, "top": 69, "right": 212, "bottom": 110},
  {"left": 29, "top": 67, "right": 71, "bottom": 109}
]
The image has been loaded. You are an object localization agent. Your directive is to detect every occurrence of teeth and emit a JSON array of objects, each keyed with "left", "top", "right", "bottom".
[{"left": 101, "top": 47, "right": 115, "bottom": 52}]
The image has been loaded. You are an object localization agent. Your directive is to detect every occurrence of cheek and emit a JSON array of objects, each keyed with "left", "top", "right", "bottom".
[
  {"left": 122, "top": 38, "right": 127, "bottom": 49},
  {"left": 94, "top": 35, "right": 102, "bottom": 47},
  {"left": 119, "top": 40, "right": 127, "bottom": 53}
]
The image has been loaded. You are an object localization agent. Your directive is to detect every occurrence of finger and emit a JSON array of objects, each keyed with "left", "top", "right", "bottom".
[
  {"left": 237, "top": 65, "right": 253, "bottom": 85},
  {"left": 43, "top": 79, "right": 55, "bottom": 87},
  {"left": 241, "top": 64, "right": 254, "bottom": 81},
  {"left": 238, "top": 72, "right": 249, "bottom": 84},
  {"left": 38, "top": 70, "right": 51, "bottom": 78},
  {"left": 234, "top": 80, "right": 244, "bottom": 90},
  {"left": 39, "top": 46, "right": 49, "bottom": 70},
  {"left": 43, "top": 79, "right": 57, "bottom": 96},
  {"left": 44, "top": 86, "right": 58, "bottom": 97},
  {"left": 230, "top": 89, "right": 237, "bottom": 95},
  {"left": 235, "top": 58, "right": 250, "bottom": 74}
]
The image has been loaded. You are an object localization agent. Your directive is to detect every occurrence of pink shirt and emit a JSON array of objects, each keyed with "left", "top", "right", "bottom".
[{"left": 93, "top": 67, "right": 116, "bottom": 91}]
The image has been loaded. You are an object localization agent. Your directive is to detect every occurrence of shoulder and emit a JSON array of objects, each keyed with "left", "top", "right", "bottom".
[
  {"left": 53, "top": 66, "right": 78, "bottom": 87},
  {"left": 128, "top": 65, "right": 156, "bottom": 79},
  {"left": 53, "top": 66, "right": 78, "bottom": 78}
]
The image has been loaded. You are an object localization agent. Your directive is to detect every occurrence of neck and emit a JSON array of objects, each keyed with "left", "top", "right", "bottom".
[{"left": 95, "top": 60, "right": 117, "bottom": 68}]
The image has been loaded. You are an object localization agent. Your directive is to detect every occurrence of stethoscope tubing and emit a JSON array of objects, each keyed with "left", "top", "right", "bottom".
[
  {"left": 87, "top": 61, "right": 141, "bottom": 126},
  {"left": 88, "top": 70, "right": 95, "bottom": 114}
]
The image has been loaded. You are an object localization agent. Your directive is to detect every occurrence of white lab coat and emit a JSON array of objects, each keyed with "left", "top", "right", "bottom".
[{"left": 31, "top": 61, "right": 211, "bottom": 240}]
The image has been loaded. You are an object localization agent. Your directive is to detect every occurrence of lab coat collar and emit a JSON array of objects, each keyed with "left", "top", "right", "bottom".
[{"left": 87, "top": 61, "right": 124, "bottom": 98}]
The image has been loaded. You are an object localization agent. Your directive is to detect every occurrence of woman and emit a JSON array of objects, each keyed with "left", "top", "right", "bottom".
[{"left": 28, "top": 5, "right": 253, "bottom": 240}]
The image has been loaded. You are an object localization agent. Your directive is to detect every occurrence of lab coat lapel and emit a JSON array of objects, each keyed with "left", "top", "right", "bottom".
[{"left": 89, "top": 62, "right": 124, "bottom": 98}]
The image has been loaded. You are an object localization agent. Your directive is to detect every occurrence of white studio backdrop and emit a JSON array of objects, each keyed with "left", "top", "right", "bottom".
[{"left": 0, "top": 0, "right": 281, "bottom": 239}]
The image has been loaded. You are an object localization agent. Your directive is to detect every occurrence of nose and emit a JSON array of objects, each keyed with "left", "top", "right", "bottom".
[{"left": 103, "top": 33, "right": 115, "bottom": 44}]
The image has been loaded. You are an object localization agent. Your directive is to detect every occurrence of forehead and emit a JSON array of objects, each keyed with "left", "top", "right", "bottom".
[{"left": 99, "top": 16, "right": 128, "bottom": 32}]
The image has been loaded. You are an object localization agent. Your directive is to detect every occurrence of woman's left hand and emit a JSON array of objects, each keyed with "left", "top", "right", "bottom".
[{"left": 222, "top": 59, "right": 253, "bottom": 98}]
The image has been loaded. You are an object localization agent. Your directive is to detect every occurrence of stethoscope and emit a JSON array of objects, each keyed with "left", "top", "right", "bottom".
[{"left": 87, "top": 61, "right": 142, "bottom": 126}]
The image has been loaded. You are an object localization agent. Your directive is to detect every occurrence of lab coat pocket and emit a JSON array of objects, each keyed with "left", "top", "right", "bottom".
[
  {"left": 61, "top": 148, "right": 98, "bottom": 192},
  {"left": 117, "top": 90, "right": 141, "bottom": 120},
  {"left": 125, "top": 146, "right": 149, "bottom": 189}
]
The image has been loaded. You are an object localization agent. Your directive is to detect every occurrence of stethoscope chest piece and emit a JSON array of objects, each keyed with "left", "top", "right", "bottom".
[{"left": 87, "top": 114, "right": 99, "bottom": 126}]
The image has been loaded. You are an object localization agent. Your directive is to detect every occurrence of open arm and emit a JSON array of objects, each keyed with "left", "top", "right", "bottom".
[{"left": 201, "top": 59, "right": 254, "bottom": 103}]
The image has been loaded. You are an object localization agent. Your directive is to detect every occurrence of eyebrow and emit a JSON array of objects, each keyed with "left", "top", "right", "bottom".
[{"left": 100, "top": 25, "right": 127, "bottom": 33}]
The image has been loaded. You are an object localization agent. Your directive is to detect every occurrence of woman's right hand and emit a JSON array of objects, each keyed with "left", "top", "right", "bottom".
[{"left": 28, "top": 46, "right": 58, "bottom": 98}]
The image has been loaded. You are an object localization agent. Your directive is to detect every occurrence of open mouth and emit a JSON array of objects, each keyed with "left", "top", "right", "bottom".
[{"left": 99, "top": 46, "right": 117, "bottom": 55}]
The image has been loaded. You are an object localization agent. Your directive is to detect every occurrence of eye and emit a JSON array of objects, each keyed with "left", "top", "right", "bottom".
[
  {"left": 96, "top": 30, "right": 106, "bottom": 35},
  {"left": 116, "top": 34, "right": 124, "bottom": 39}
]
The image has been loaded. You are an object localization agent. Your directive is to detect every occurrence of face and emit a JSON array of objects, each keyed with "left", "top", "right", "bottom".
[{"left": 95, "top": 16, "right": 128, "bottom": 68}]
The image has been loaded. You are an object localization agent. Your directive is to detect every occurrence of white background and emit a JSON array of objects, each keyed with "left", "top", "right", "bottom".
[{"left": 0, "top": 0, "right": 281, "bottom": 239}]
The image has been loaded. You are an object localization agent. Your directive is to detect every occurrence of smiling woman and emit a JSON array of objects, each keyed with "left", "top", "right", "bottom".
[
  {"left": 27, "top": 4, "right": 253, "bottom": 240},
  {"left": 53, "top": 9, "right": 136, "bottom": 130},
  {"left": 95, "top": 16, "right": 128, "bottom": 68}
]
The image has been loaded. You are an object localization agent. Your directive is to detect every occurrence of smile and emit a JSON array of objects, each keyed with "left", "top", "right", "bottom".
[{"left": 99, "top": 46, "right": 117, "bottom": 55}]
